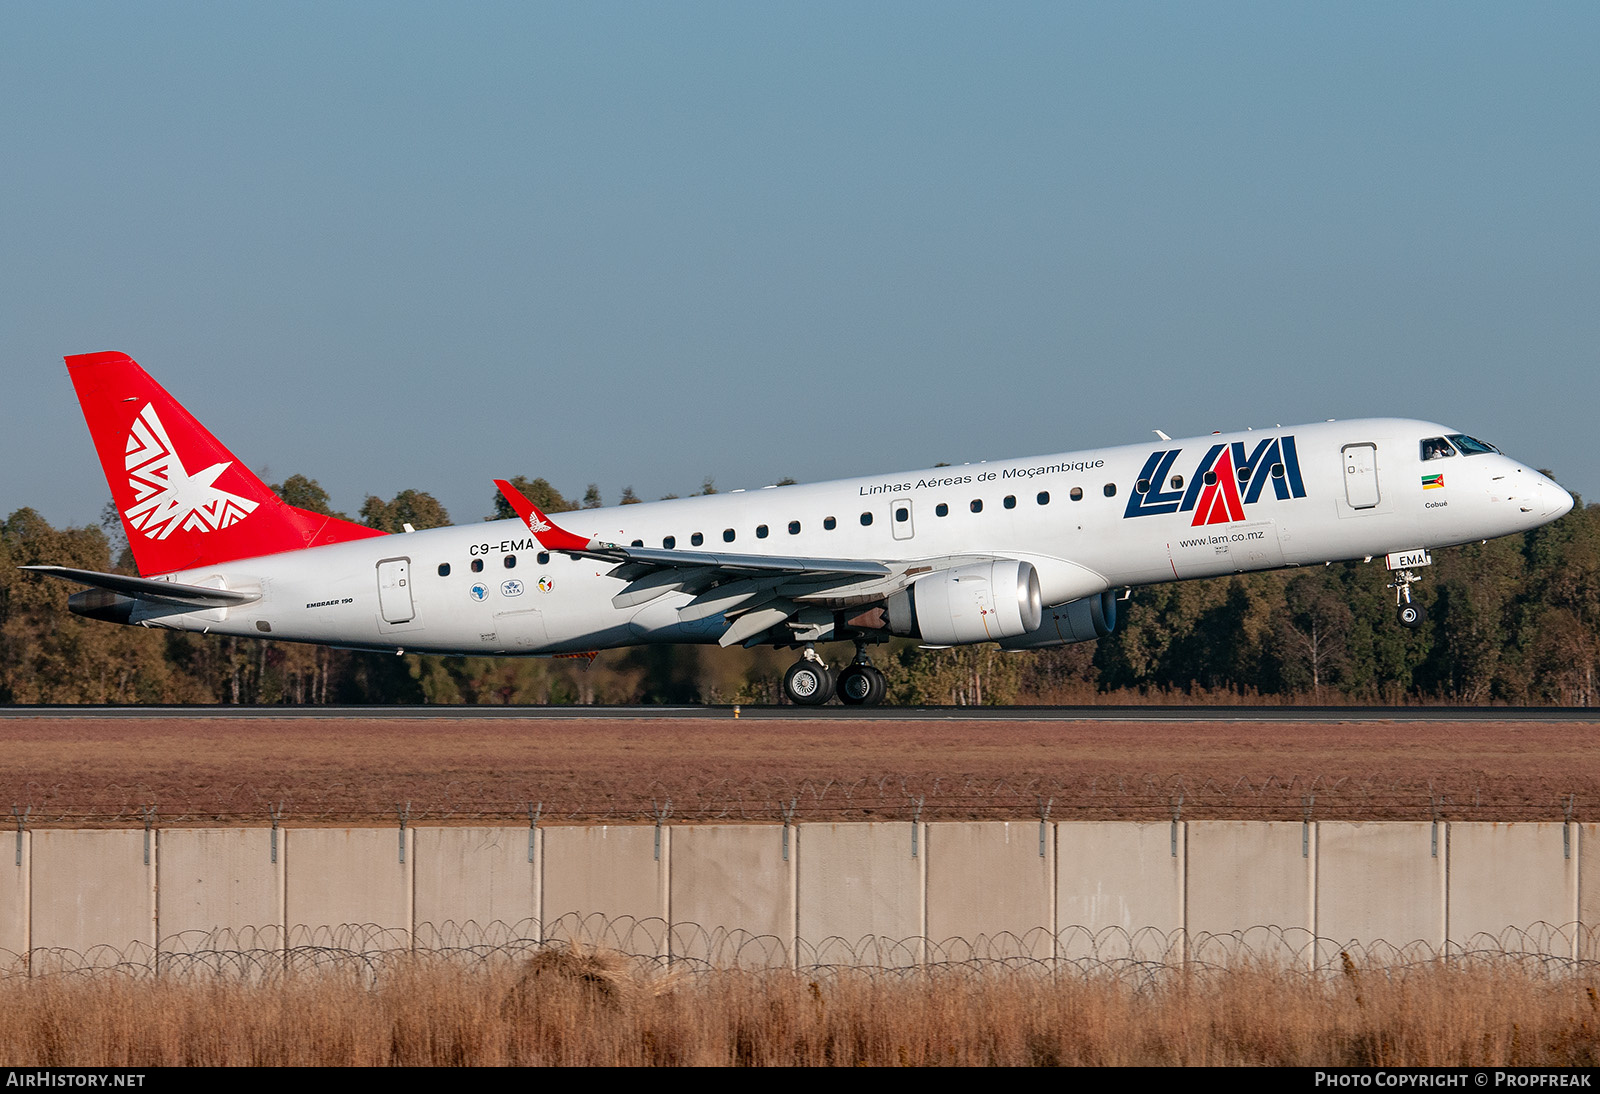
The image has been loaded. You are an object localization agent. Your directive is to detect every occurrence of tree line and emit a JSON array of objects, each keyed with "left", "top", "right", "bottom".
[{"left": 3, "top": 473, "right": 1595, "bottom": 706}]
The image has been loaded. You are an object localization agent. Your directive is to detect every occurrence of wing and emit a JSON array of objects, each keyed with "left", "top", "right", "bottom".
[{"left": 495, "top": 479, "right": 938, "bottom": 647}]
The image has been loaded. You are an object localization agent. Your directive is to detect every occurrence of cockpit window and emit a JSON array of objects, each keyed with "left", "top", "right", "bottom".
[
  {"left": 1448, "top": 434, "right": 1499, "bottom": 456},
  {"left": 1421, "top": 437, "right": 1457, "bottom": 461}
]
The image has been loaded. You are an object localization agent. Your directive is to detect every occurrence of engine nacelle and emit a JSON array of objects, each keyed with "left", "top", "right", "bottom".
[
  {"left": 885, "top": 560, "right": 1042, "bottom": 645},
  {"left": 997, "top": 590, "right": 1118, "bottom": 650}
]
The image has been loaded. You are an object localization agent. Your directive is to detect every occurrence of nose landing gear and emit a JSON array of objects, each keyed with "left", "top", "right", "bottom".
[{"left": 1390, "top": 568, "right": 1428, "bottom": 628}]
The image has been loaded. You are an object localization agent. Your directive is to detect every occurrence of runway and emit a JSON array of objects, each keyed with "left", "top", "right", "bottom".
[{"left": 0, "top": 703, "right": 1596, "bottom": 722}]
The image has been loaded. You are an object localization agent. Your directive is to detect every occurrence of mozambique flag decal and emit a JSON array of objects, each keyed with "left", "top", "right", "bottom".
[{"left": 1422, "top": 474, "right": 1445, "bottom": 490}]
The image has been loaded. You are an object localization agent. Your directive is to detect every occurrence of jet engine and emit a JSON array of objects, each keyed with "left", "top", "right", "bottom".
[
  {"left": 884, "top": 560, "right": 1042, "bottom": 645},
  {"left": 997, "top": 590, "right": 1118, "bottom": 650}
]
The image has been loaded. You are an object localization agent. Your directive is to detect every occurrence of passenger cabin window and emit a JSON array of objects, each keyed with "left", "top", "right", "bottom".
[
  {"left": 437, "top": 563, "right": 451, "bottom": 577},
  {"left": 788, "top": 521, "right": 801, "bottom": 535},
  {"left": 691, "top": 532, "right": 704, "bottom": 546},
  {"left": 1103, "top": 483, "right": 1117, "bottom": 498},
  {"left": 1036, "top": 491, "right": 1049, "bottom": 505},
  {"left": 1070, "top": 488, "right": 1083, "bottom": 501},
  {"left": 824, "top": 516, "right": 837, "bottom": 530},
  {"left": 970, "top": 499, "right": 983, "bottom": 513},
  {"left": 504, "top": 555, "right": 516, "bottom": 569},
  {"left": 1421, "top": 437, "right": 1457, "bottom": 461},
  {"left": 936, "top": 503, "right": 949, "bottom": 517},
  {"left": 664, "top": 536, "right": 676, "bottom": 549},
  {"left": 756, "top": 525, "right": 769, "bottom": 539},
  {"left": 471, "top": 559, "right": 484, "bottom": 573},
  {"left": 723, "top": 528, "right": 735, "bottom": 542},
  {"left": 1237, "top": 464, "right": 1250, "bottom": 483},
  {"left": 860, "top": 512, "right": 873, "bottom": 526},
  {"left": 1203, "top": 471, "right": 1217, "bottom": 486},
  {"left": 1270, "top": 464, "right": 1285, "bottom": 480},
  {"left": 895, "top": 506, "right": 909, "bottom": 522},
  {"left": 631, "top": 540, "right": 643, "bottom": 547},
  {"left": 1135, "top": 479, "right": 1150, "bottom": 494},
  {"left": 1003, "top": 495, "right": 1016, "bottom": 509},
  {"left": 538, "top": 552, "right": 550, "bottom": 564},
  {"left": 1171, "top": 475, "right": 1184, "bottom": 490}
]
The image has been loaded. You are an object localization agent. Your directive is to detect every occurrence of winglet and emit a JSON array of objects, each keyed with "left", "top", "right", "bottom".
[{"left": 494, "top": 479, "right": 592, "bottom": 552}]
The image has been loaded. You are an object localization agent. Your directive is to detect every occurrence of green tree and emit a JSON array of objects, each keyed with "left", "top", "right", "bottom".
[
  {"left": 361, "top": 490, "right": 451, "bottom": 533},
  {"left": 272, "top": 474, "right": 348, "bottom": 519},
  {"left": 582, "top": 484, "right": 603, "bottom": 509},
  {"left": 1274, "top": 571, "right": 1354, "bottom": 699}
]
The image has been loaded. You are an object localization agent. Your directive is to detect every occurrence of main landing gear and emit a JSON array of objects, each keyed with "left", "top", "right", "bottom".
[
  {"left": 1389, "top": 568, "right": 1428, "bottom": 629},
  {"left": 782, "top": 643, "right": 886, "bottom": 706}
]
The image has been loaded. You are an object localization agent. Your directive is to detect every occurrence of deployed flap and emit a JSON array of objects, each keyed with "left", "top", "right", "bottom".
[{"left": 21, "top": 565, "right": 260, "bottom": 608}]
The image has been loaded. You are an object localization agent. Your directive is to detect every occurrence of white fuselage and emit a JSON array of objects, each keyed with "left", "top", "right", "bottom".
[{"left": 139, "top": 418, "right": 1571, "bottom": 655}]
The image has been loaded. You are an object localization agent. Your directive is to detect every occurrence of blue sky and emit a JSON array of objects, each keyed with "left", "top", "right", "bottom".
[{"left": 5, "top": 2, "right": 1597, "bottom": 528}]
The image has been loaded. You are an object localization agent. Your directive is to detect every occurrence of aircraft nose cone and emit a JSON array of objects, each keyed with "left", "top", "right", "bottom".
[{"left": 1547, "top": 481, "right": 1575, "bottom": 520}]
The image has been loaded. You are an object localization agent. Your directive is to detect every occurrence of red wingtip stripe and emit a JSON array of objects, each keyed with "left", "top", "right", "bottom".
[{"left": 494, "top": 479, "right": 590, "bottom": 551}]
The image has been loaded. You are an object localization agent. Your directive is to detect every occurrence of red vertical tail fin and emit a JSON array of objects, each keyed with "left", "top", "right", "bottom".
[{"left": 66, "top": 351, "right": 385, "bottom": 576}]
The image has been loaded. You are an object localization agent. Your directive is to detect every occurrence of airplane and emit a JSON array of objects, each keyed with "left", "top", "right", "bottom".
[{"left": 26, "top": 351, "right": 1575, "bottom": 706}]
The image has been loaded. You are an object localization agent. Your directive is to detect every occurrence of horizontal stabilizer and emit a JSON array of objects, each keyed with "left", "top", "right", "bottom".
[{"left": 20, "top": 566, "right": 260, "bottom": 609}]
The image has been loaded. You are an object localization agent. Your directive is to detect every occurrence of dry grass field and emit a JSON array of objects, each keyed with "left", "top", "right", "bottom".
[
  {"left": 0, "top": 713, "right": 1593, "bottom": 825},
  {"left": 4, "top": 950, "right": 1600, "bottom": 1066}
]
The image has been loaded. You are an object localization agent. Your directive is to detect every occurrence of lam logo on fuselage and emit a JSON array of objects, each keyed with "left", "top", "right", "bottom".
[{"left": 1123, "top": 436, "right": 1307, "bottom": 527}]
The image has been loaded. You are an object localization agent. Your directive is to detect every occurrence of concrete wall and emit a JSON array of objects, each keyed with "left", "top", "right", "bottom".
[
  {"left": 413, "top": 826, "right": 539, "bottom": 948},
  {"left": 542, "top": 824, "right": 669, "bottom": 955},
  {"left": 284, "top": 827, "right": 412, "bottom": 952},
  {"left": 1315, "top": 821, "right": 1444, "bottom": 964},
  {"left": 796, "top": 822, "right": 925, "bottom": 966},
  {"left": 30, "top": 829, "right": 153, "bottom": 968},
  {"left": 669, "top": 825, "right": 795, "bottom": 966},
  {"left": 1187, "top": 821, "right": 1315, "bottom": 965},
  {"left": 0, "top": 821, "right": 1592, "bottom": 970},
  {"left": 926, "top": 821, "right": 1054, "bottom": 960},
  {"left": 158, "top": 827, "right": 282, "bottom": 953},
  {"left": 1056, "top": 821, "right": 1183, "bottom": 963},
  {"left": 1447, "top": 822, "right": 1578, "bottom": 957}
]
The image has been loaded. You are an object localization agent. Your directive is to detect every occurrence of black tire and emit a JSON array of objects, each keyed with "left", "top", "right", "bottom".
[
  {"left": 862, "top": 665, "right": 886, "bottom": 706},
  {"left": 837, "top": 664, "right": 874, "bottom": 705},
  {"left": 1397, "top": 602, "right": 1427, "bottom": 628},
  {"left": 784, "top": 661, "right": 834, "bottom": 705}
]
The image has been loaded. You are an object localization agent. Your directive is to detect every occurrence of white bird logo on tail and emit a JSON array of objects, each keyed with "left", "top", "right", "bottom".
[{"left": 122, "top": 404, "right": 258, "bottom": 539}]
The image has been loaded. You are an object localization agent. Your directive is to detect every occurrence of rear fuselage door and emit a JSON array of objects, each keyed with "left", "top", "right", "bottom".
[
  {"left": 376, "top": 557, "right": 414, "bottom": 623},
  {"left": 1342, "top": 443, "right": 1381, "bottom": 510}
]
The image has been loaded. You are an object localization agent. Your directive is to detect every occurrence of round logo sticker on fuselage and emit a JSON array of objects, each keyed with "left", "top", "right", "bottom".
[{"left": 470, "top": 582, "right": 488, "bottom": 602}]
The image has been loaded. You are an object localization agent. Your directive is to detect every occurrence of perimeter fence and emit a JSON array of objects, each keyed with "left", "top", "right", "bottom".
[{"left": 10, "top": 920, "right": 1600, "bottom": 981}]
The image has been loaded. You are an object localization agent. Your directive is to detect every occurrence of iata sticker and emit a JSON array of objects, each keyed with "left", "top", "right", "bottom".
[{"left": 501, "top": 579, "right": 524, "bottom": 597}]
